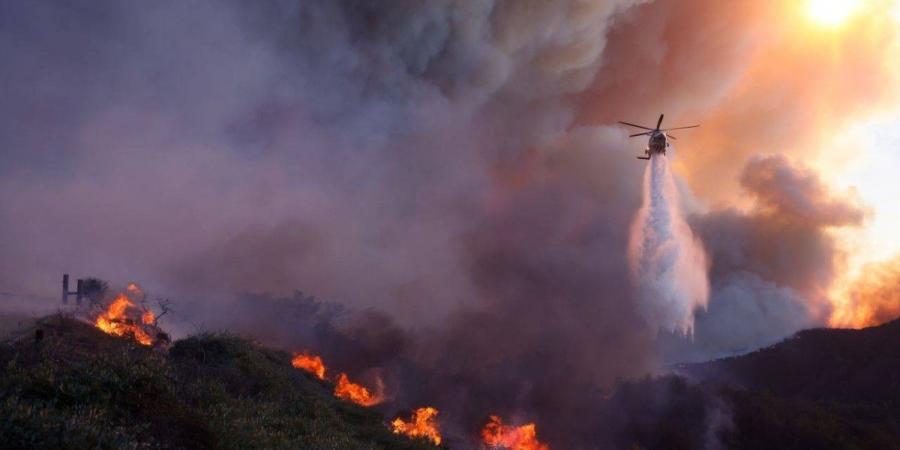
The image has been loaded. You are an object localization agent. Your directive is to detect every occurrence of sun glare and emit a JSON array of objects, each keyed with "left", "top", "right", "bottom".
[{"left": 806, "top": 0, "right": 861, "bottom": 27}]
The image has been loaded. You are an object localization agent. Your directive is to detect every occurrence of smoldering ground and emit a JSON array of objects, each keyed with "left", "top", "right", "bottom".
[{"left": 0, "top": 0, "right": 884, "bottom": 448}]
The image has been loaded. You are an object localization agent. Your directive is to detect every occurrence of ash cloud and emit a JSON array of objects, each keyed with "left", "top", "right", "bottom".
[{"left": 667, "top": 155, "right": 867, "bottom": 360}]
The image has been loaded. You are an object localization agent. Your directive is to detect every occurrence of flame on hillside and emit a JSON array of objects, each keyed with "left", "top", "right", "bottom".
[
  {"left": 334, "top": 373, "right": 384, "bottom": 406},
  {"left": 391, "top": 407, "right": 442, "bottom": 445},
  {"left": 94, "top": 286, "right": 156, "bottom": 346},
  {"left": 482, "top": 415, "right": 550, "bottom": 450},
  {"left": 289, "top": 350, "right": 384, "bottom": 407},
  {"left": 292, "top": 352, "right": 326, "bottom": 380}
]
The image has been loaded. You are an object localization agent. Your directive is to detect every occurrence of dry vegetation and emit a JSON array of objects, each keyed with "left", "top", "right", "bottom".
[{"left": 0, "top": 315, "right": 440, "bottom": 450}]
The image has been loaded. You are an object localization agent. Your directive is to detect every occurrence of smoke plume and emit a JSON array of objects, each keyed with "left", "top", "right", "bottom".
[
  {"left": 629, "top": 153, "right": 709, "bottom": 334},
  {"left": 668, "top": 154, "right": 867, "bottom": 360}
]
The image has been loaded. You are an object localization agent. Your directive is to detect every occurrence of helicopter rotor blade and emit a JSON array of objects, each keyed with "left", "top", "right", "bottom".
[
  {"left": 618, "top": 121, "right": 655, "bottom": 131},
  {"left": 661, "top": 125, "right": 700, "bottom": 131},
  {"left": 630, "top": 132, "right": 651, "bottom": 137},
  {"left": 665, "top": 134, "right": 677, "bottom": 140},
  {"left": 656, "top": 114, "right": 664, "bottom": 130}
]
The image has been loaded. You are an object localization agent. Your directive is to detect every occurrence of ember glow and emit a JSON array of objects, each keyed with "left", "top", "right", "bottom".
[
  {"left": 391, "top": 407, "right": 442, "bottom": 445},
  {"left": 291, "top": 352, "right": 326, "bottom": 380},
  {"left": 481, "top": 415, "right": 550, "bottom": 450},
  {"left": 334, "top": 373, "right": 384, "bottom": 407},
  {"left": 94, "top": 293, "right": 155, "bottom": 346}
]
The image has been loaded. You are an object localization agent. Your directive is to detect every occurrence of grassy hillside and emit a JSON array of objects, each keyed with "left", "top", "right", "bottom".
[
  {"left": 0, "top": 311, "right": 39, "bottom": 339},
  {"left": 0, "top": 315, "right": 440, "bottom": 450},
  {"left": 4, "top": 313, "right": 900, "bottom": 449}
]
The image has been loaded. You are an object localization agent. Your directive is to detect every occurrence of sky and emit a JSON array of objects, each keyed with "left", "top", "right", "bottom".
[{"left": 1, "top": 1, "right": 900, "bottom": 445}]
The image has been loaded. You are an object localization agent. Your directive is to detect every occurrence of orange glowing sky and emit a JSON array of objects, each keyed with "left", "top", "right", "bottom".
[
  {"left": 790, "top": 0, "right": 900, "bottom": 327},
  {"left": 638, "top": 0, "right": 900, "bottom": 327}
]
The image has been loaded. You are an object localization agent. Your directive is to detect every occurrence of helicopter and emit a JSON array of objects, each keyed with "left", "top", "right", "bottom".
[{"left": 618, "top": 114, "right": 699, "bottom": 160}]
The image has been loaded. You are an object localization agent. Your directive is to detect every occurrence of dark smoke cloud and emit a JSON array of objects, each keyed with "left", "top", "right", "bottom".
[
  {"left": 706, "top": 155, "right": 865, "bottom": 298},
  {"left": 666, "top": 155, "right": 867, "bottom": 360},
  {"left": 580, "top": 0, "right": 771, "bottom": 124},
  {"left": 739, "top": 154, "right": 867, "bottom": 228}
]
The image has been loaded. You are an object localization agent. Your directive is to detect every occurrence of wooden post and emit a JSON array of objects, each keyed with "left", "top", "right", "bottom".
[
  {"left": 62, "top": 274, "right": 69, "bottom": 305},
  {"left": 61, "top": 274, "right": 84, "bottom": 305},
  {"left": 76, "top": 279, "right": 83, "bottom": 306}
]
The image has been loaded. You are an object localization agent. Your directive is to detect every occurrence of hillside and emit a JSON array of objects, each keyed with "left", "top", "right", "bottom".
[
  {"left": 3, "top": 314, "right": 900, "bottom": 449},
  {"left": 0, "top": 315, "right": 439, "bottom": 450},
  {"left": 683, "top": 318, "right": 900, "bottom": 449},
  {"left": 684, "top": 318, "right": 900, "bottom": 407}
]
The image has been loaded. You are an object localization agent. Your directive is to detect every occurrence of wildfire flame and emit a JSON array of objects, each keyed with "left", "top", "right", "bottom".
[
  {"left": 482, "top": 415, "right": 550, "bottom": 450},
  {"left": 829, "top": 256, "right": 900, "bottom": 328},
  {"left": 334, "top": 373, "right": 384, "bottom": 407},
  {"left": 391, "top": 407, "right": 442, "bottom": 445},
  {"left": 94, "top": 293, "right": 155, "bottom": 346},
  {"left": 291, "top": 352, "right": 326, "bottom": 380},
  {"left": 289, "top": 350, "right": 384, "bottom": 407}
]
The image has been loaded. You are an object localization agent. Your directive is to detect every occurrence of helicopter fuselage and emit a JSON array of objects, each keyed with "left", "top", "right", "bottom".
[
  {"left": 638, "top": 131, "right": 668, "bottom": 160},
  {"left": 619, "top": 114, "right": 697, "bottom": 161}
]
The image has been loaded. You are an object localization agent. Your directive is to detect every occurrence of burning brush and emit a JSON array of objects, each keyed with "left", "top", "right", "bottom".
[
  {"left": 291, "top": 352, "right": 326, "bottom": 380},
  {"left": 334, "top": 373, "right": 384, "bottom": 406},
  {"left": 93, "top": 283, "right": 168, "bottom": 346},
  {"left": 292, "top": 351, "right": 553, "bottom": 448},
  {"left": 481, "top": 415, "right": 550, "bottom": 450},
  {"left": 292, "top": 351, "right": 444, "bottom": 444},
  {"left": 291, "top": 350, "right": 385, "bottom": 407},
  {"left": 391, "top": 407, "right": 442, "bottom": 445}
]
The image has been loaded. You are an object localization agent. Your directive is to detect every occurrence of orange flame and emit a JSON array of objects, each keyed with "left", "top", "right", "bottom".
[
  {"left": 94, "top": 293, "right": 154, "bottom": 346},
  {"left": 288, "top": 351, "right": 385, "bottom": 407},
  {"left": 391, "top": 407, "right": 442, "bottom": 445},
  {"left": 482, "top": 415, "right": 550, "bottom": 450},
  {"left": 829, "top": 256, "right": 900, "bottom": 328},
  {"left": 334, "top": 373, "right": 384, "bottom": 407},
  {"left": 291, "top": 352, "right": 326, "bottom": 380}
]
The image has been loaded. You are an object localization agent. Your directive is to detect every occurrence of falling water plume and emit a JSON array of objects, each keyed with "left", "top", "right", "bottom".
[{"left": 628, "top": 153, "right": 709, "bottom": 335}]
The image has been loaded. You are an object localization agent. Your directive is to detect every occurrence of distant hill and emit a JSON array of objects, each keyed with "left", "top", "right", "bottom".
[
  {"left": 684, "top": 318, "right": 900, "bottom": 408},
  {"left": 0, "top": 315, "right": 439, "bottom": 450},
  {"left": 681, "top": 318, "right": 900, "bottom": 449}
]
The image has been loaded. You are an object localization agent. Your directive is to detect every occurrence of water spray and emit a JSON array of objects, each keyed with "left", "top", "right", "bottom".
[{"left": 628, "top": 153, "right": 709, "bottom": 335}]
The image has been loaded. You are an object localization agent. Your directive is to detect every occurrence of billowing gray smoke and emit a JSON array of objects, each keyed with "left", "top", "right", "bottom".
[
  {"left": 664, "top": 154, "right": 867, "bottom": 362},
  {"left": 0, "top": 1, "right": 868, "bottom": 448},
  {"left": 629, "top": 153, "right": 709, "bottom": 334}
]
